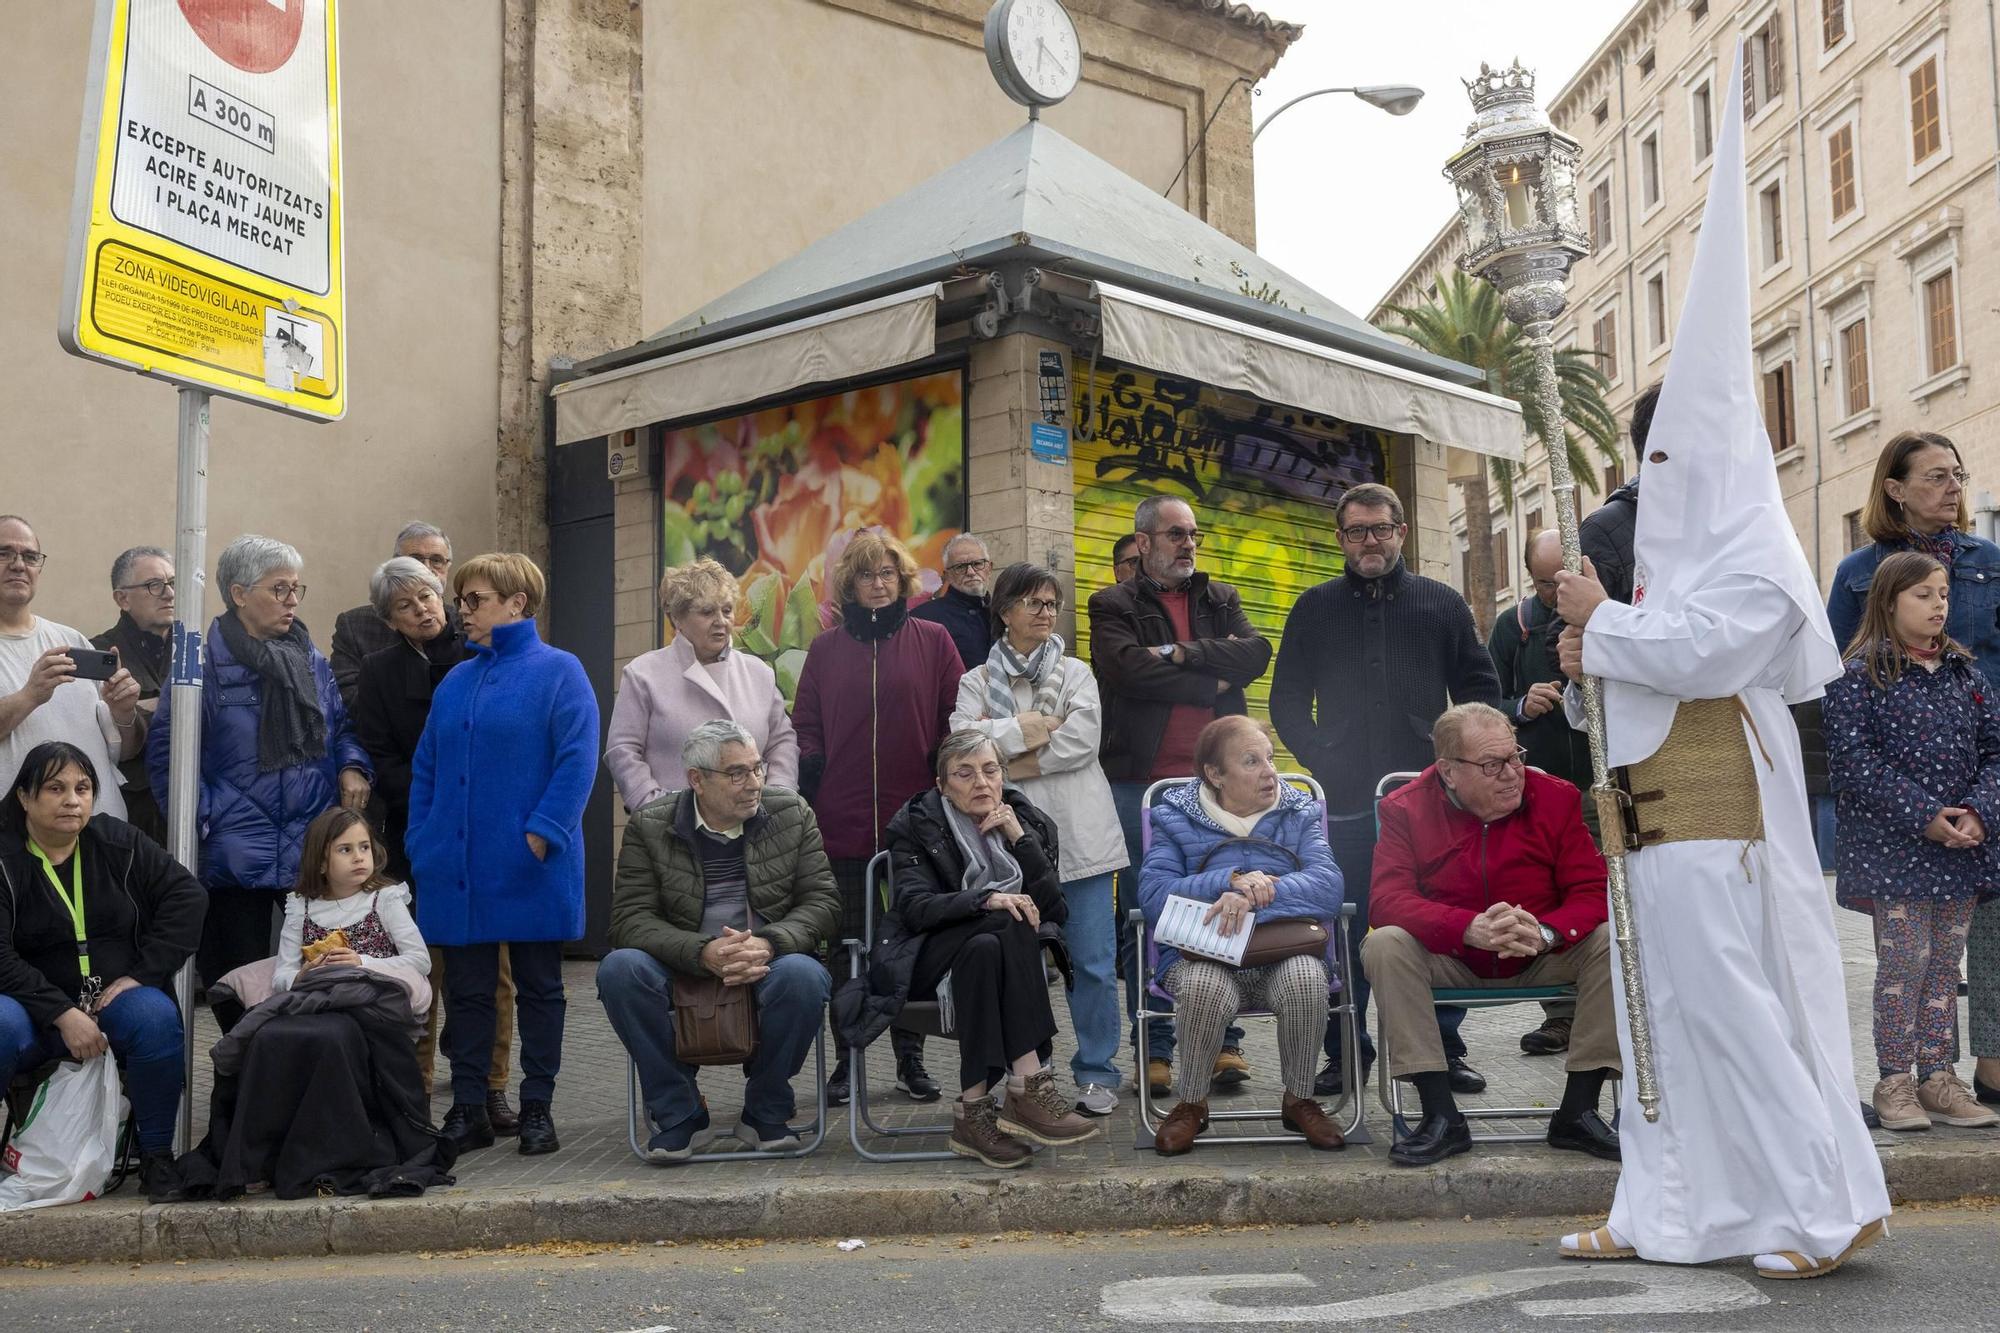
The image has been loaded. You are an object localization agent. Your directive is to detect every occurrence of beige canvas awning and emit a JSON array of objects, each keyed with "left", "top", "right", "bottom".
[
  {"left": 552, "top": 284, "right": 942, "bottom": 445},
  {"left": 1094, "top": 282, "right": 1525, "bottom": 461}
]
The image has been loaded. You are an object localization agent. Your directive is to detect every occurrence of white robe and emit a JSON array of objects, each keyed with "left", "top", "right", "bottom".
[{"left": 1578, "top": 574, "right": 1890, "bottom": 1264}]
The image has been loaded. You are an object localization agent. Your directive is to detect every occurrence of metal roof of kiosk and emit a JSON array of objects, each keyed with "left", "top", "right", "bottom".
[{"left": 551, "top": 121, "right": 1523, "bottom": 463}]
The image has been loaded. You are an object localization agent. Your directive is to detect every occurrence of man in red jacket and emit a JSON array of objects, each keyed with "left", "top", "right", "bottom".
[{"left": 1364, "top": 703, "right": 1621, "bottom": 1167}]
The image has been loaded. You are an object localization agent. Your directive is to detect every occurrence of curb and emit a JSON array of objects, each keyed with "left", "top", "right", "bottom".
[{"left": 2, "top": 1143, "right": 1991, "bottom": 1265}]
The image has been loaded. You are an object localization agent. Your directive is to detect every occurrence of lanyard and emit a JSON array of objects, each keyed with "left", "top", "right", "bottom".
[{"left": 28, "top": 840, "right": 87, "bottom": 977}]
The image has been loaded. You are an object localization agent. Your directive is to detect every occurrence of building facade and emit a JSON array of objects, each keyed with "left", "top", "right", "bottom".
[{"left": 1374, "top": 0, "right": 2000, "bottom": 611}]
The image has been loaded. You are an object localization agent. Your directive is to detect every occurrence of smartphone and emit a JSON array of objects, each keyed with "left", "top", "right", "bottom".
[{"left": 65, "top": 647, "right": 120, "bottom": 682}]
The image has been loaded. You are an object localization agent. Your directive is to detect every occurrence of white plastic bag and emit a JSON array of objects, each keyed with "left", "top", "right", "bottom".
[{"left": 0, "top": 1057, "right": 124, "bottom": 1211}]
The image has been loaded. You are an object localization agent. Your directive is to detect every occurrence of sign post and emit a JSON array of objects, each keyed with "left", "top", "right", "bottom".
[{"left": 61, "top": 0, "right": 344, "bottom": 1154}]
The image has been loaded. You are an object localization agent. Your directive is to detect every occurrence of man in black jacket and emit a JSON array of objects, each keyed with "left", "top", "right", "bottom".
[
  {"left": 1270, "top": 483, "right": 1501, "bottom": 1095},
  {"left": 910, "top": 533, "right": 993, "bottom": 670},
  {"left": 330, "top": 521, "right": 454, "bottom": 706},
  {"left": 1578, "top": 385, "right": 1657, "bottom": 606},
  {"left": 92, "top": 546, "right": 175, "bottom": 844}
]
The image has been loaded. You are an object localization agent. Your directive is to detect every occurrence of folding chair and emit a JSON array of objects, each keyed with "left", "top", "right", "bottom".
[
  {"left": 1368, "top": 770, "right": 1610, "bottom": 1145},
  {"left": 623, "top": 1013, "right": 830, "bottom": 1164},
  {"left": 1130, "top": 773, "right": 1372, "bottom": 1149}
]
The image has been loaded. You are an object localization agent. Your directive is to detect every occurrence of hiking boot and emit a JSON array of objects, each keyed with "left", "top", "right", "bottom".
[
  {"left": 895, "top": 1054, "right": 942, "bottom": 1103},
  {"left": 140, "top": 1151, "right": 189, "bottom": 1204},
  {"left": 1211, "top": 1046, "right": 1251, "bottom": 1089},
  {"left": 949, "top": 1096, "right": 1030, "bottom": 1168},
  {"left": 1520, "top": 1016, "right": 1573, "bottom": 1056},
  {"left": 1146, "top": 1058, "right": 1172, "bottom": 1097},
  {"left": 1916, "top": 1070, "right": 2000, "bottom": 1128},
  {"left": 997, "top": 1069, "right": 1101, "bottom": 1147},
  {"left": 516, "top": 1099, "right": 560, "bottom": 1155},
  {"left": 1871, "top": 1074, "right": 1930, "bottom": 1132},
  {"left": 1281, "top": 1092, "right": 1345, "bottom": 1151},
  {"left": 485, "top": 1089, "right": 520, "bottom": 1137},
  {"left": 440, "top": 1101, "right": 496, "bottom": 1152},
  {"left": 1154, "top": 1099, "right": 1209, "bottom": 1155}
]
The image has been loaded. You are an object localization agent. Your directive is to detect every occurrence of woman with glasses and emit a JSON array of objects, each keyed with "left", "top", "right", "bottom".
[
  {"left": 407, "top": 553, "right": 599, "bottom": 1158},
  {"left": 949, "top": 562, "right": 1127, "bottom": 1115},
  {"left": 147, "top": 535, "right": 371, "bottom": 1002},
  {"left": 792, "top": 529, "right": 964, "bottom": 1106},
  {"left": 604, "top": 558, "right": 798, "bottom": 814}
]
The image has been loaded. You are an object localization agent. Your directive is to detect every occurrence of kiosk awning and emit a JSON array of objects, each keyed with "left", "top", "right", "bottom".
[
  {"left": 553, "top": 284, "right": 942, "bottom": 446},
  {"left": 1094, "top": 282, "right": 1525, "bottom": 461}
]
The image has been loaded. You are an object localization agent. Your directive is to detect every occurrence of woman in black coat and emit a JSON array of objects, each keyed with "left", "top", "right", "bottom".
[
  {"left": 836, "top": 730, "right": 1097, "bottom": 1168},
  {"left": 0, "top": 741, "right": 204, "bottom": 1201}
]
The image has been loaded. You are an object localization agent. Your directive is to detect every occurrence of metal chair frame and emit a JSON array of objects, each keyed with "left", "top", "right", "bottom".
[
  {"left": 1130, "top": 773, "right": 1372, "bottom": 1149},
  {"left": 622, "top": 1012, "right": 830, "bottom": 1165}
]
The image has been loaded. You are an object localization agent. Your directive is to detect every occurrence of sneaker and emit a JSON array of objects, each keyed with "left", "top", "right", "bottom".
[
  {"left": 1146, "top": 1058, "right": 1172, "bottom": 1097},
  {"left": 516, "top": 1098, "right": 560, "bottom": 1155},
  {"left": 1872, "top": 1074, "right": 1930, "bottom": 1132},
  {"left": 827, "top": 1057, "right": 852, "bottom": 1107},
  {"left": 140, "top": 1151, "right": 189, "bottom": 1204},
  {"left": 646, "top": 1107, "right": 715, "bottom": 1164},
  {"left": 1520, "top": 1016, "right": 1573, "bottom": 1056},
  {"left": 440, "top": 1101, "right": 496, "bottom": 1152},
  {"left": 1915, "top": 1070, "right": 2000, "bottom": 1128},
  {"left": 1211, "top": 1046, "right": 1251, "bottom": 1089},
  {"left": 1075, "top": 1082, "right": 1119, "bottom": 1116},
  {"left": 949, "top": 1095, "right": 1030, "bottom": 1168},
  {"left": 733, "top": 1113, "right": 804, "bottom": 1152},
  {"left": 997, "top": 1069, "right": 1102, "bottom": 1147},
  {"left": 895, "top": 1055, "right": 942, "bottom": 1103}
]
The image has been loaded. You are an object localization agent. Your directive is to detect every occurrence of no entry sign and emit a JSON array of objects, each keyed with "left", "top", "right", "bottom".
[{"left": 60, "top": 0, "right": 345, "bottom": 419}]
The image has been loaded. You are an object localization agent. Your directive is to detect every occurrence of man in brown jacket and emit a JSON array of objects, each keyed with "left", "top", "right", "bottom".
[{"left": 1090, "top": 495, "right": 1271, "bottom": 1094}]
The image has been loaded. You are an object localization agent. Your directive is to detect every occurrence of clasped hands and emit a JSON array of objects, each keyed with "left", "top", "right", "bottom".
[
  {"left": 1925, "top": 806, "right": 1986, "bottom": 849},
  {"left": 1463, "top": 902, "right": 1549, "bottom": 959},
  {"left": 1202, "top": 870, "right": 1277, "bottom": 938},
  {"left": 699, "top": 926, "right": 773, "bottom": 986}
]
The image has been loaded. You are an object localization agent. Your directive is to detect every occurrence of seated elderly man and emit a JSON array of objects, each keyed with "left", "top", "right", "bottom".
[
  {"left": 1363, "top": 702, "right": 1620, "bottom": 1168},
  {"left": 597, "top": 720, "right": 840, "bottom": 1162}
]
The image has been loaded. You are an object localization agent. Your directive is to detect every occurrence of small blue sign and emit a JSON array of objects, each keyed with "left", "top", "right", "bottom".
[{"left": 1030, "top": 421, "right": 1069, "bottom": 464}]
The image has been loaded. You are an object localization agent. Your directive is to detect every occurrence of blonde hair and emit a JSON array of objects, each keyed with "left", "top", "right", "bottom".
[
  {"left": 831, "top": 530, "right": 921, "bottom": 606},
  {"left": 659, "top": 557, "right": 740, "bottom": 622},
  {"left": 452, "top": 552, "right": 547, "bottom": 618}
]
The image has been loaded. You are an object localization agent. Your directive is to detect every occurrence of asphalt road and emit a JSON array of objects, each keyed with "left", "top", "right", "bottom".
[{"left": 1, "top": 1206, "right": 1994, "bottom": 1332}]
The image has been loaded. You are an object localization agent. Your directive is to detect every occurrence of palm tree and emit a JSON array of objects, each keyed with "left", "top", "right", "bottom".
[{"left": 1377, "top": 270, "right": 1621, "bottom": 635}]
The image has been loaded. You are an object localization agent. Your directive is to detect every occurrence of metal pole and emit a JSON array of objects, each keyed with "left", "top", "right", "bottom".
[{"left": 168, "top": 386, "right": 209, "bottom": 1156}]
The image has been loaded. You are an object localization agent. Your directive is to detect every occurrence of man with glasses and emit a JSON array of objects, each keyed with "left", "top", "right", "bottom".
[
  {"left": 0, "top": 516, "right": 142, "bottom": 822},
  {"left": 331, "top": 521, "right": 456, "bottom": 705},
  {"left": 1110, "top": 534, "right": 1140, "bottom": 585},
  {"left": 1089, "top": 495, "right": 1271, "bottom": 1096},
  {"left": 598, "top": 720, "right": 839, "bottom": 1161},
  {"left": 911, "top": 533, "right": 995, "bottom": 669},
  {"left": 1363, "top": 703, "right": 1619, "bottom": 1167},
  {"left": 91, "top": 547, "right": 176, "bottom": 842},
  {"left": 1270, "top": 482, "right": 1501, "bottom": 1099}
]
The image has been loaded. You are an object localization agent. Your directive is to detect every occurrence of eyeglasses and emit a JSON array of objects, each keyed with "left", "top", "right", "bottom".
[
  {"left": 1018, "top": 597, "right": 1061, "bottom": 616},
  {"left": 263, "top": 582, "right": 307, "bottom": 604},
  {"left": 857, "top": 566, "right": 901, "bottom": 586},
  {"left": 699, "top": 761, "right": 768, "bottom": 787},
  {"left": 1531, "top": 577, "right": 1560, "bottom": 593},
  {"left": 0, "top": 547, "right": 47, "bottom": 569},
  {"left": 1914, "top": 468, "right": 1971, "bottom": 488},
  {"left": 118, "top": 578, "right": 175, "bottom": 597},
  {"left": 1146, "top": 527, "right": 1202, "bottom": 547},
  {"left": 948, "top": 763, "right": 1004, "bottom": 783},
  {"left": 1113, "top": 556, "right": 1140, "bottom": 571},
  {"left": 457, "top": 590, "right": 497, "bottom": 612},
  {"left": 946, "top": 558, "right": 992, "bottom": 576},
  {"left": 1340, "top": 523, "right": 1402, "bottom": 544},
  {"left": 409, "top": 553, "right": 452, "bottom": 571},
  {"left": 1447, "top": 747, "right": 1528, "bottom": 778}
]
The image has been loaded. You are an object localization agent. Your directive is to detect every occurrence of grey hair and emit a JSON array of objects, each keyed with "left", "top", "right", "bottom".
[
  {"left": 394, "top": 521, "right": 451, "bottom": 557},
  {"left": 934, "top": 728, "right": 1001, "bottom": 778},
  {"left": 110, "top": 546, "right": 171, "bottom": 590},
  {"left": 1432, "top": 702, "right": 1513, "bottom": 760},
  {"left": 682, "top": 719, "right": 756, "bottom": 773},
  {"left": 216, "top": 534, "right": 302, "bottom": 600},
  {"left": 1133, "top": 495, "right": 1190, "bottom": 533},
  {"left": 942, "top": 532, "right": 988, "bottom": 562},
  {"left": 369, "top": 556, "right": 444, "bottom": 620}
]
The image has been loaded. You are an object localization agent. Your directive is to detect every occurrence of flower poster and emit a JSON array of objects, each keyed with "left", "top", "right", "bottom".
[{"left": 657, "top": 371, "right": 966, "bottom": 700}]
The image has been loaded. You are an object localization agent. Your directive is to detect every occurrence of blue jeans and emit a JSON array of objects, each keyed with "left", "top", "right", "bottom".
[
  {"left": 440, "top": 940, "right": 566, "bottom": 1106},
  {"left": 1061, "top": 872, "right": 1121, "bottom": 1088},
  {"left": 598, "top": 949, "right": 829, "bottom": 1130},
  {"left": 0, "top": 986, "right": 184, "bottom": 1155},
  {"left": 1322, "top": 809, "right": 1464, "bottom": 1068},
  {"left": 1111, "top": 780, "right": 1242, "bottom": 1061}
]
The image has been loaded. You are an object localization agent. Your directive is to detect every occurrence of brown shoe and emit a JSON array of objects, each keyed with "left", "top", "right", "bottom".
[
  {"left": 486, "top": 1089, "right": 520, "bottom": 1137},
  {"left": 949, "top": 1096, "right": 1031, "bottom": 1169},
  {"left": 1282, "top": 1092, "right": 1346, "bottom": 1151},
  {"left": 998, "top": 1070, "right": 1102, "bottom": 1147},
  {"left": 1154, "top": 1099, "right": 1209, "bottom": 1155}
]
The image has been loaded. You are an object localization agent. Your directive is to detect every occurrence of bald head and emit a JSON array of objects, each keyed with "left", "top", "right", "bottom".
[{"left": 1525, "top": 530, "right": 1564, "bottom": 608}]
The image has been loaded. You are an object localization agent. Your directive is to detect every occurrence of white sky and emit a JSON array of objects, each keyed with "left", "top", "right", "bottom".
[{"left": 1250, "top": 0, "right": 1621, "bottom": 317}]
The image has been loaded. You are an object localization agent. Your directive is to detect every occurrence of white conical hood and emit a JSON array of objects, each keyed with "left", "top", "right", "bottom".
[{"left": 1605, "top": 40, "right": 1840, "bottom": 764}]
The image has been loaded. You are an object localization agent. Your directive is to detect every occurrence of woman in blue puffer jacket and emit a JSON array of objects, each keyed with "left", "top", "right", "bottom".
[
  {"left": 1138, "top": 715, "right": 1343, "bottom": 1155},
  {"left": 148, "top": 536, "right": 370, "bottom": 995}
]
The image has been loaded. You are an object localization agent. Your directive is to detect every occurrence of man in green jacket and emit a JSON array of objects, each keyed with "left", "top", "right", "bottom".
[{"left": 598, "top": 719, "right": 840, "bottom": 1162}]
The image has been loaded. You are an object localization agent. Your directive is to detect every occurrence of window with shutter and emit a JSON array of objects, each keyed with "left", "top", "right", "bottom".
[
  {"left": 1924, "top": 271, "right": 1958, "bottom": 376},
  {"left": 1822, "top": 0, "right": 1846, "bottom": 51},
  {"left": 1827, "top": 124, "right": 1856, "bottom": 218},
  {"left": 1761, "top": 362, "right": 1794, "bottom": 452},
  {"left": 1910, "top": 57, "right": 1942, "bottom": 162},
  {"left": 1840, "top": 320, "right": 1871, "bottom": 416}
]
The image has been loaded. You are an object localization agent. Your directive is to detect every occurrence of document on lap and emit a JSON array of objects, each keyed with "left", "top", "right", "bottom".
[{"left": 1156, "top": 894, "right": 1253, "bottom": 967}]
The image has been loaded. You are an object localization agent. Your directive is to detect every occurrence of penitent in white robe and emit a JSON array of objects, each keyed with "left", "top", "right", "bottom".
[{"left": 1580, "top": 572, "right": 1891, "bottom": 1265}]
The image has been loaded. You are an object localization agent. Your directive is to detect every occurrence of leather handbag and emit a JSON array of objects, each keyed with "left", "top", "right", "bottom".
[
  {"left": 671, "top": 973, "right": 758, "bottom": 1066},
  {"left": 1193, "top": 834, "right": 1329, "bottom": 968}
]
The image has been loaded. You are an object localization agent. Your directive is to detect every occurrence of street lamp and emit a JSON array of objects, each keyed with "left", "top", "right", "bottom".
[
  {"left": 1252, "top": 84, "right": 1424, "bottom": 141},
  {"left": 1446, "top": 61, "right": 1664, "bottom": 1125}
]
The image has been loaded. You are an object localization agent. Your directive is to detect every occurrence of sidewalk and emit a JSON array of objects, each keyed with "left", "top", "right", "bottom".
[{"left": 4, "top": 893, "right": 1997, "bottom": 1264}]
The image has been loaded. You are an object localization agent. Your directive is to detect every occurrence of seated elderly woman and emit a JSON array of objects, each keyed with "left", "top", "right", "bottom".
[
  {"left": 1139, "top": 715, "right": 1345, "bottom": 1155},
  {"left": 835, "top": 730, "right": 1099, "bottom": 1168}
]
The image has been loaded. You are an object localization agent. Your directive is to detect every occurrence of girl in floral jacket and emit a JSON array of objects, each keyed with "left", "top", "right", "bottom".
[{"left": 1825, "top": 550, "right": 2000, "bottom": 1132}]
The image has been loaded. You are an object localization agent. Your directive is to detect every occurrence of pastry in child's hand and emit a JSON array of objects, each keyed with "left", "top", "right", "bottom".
[{"left": 301, "top": 928, "right": 350, "bottom": 967}]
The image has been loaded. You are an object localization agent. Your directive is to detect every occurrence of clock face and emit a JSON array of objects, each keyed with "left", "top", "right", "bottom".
[{"left": 997, "top": 0, "right": 1080, "bottom": 105}]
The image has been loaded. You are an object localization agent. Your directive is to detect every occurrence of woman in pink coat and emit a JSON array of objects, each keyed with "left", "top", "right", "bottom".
[{"left": 603, "top": 559, "right": 799, "bottom": 814}]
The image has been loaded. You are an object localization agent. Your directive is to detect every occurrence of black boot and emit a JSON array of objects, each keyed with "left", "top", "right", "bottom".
[
  {"left": 441, "top": 1101, "right": 495, "bottom": 1152},
  {"left": 485, "top": 1088, "right": 520, "bottom": 1137},
  {"left": 516, "top": 1099, "right": 559, "bottom": 1155},
  {"left": 896, "top": 1053, "right": 941, "bottom": 1102},
  {"left": 140, "top": 1151, "right": 188, "bottom": 1203}
]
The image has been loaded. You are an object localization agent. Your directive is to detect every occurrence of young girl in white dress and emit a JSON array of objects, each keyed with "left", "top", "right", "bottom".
[{"left": 273, "top": 807, "right": 429, "bottom": 997}]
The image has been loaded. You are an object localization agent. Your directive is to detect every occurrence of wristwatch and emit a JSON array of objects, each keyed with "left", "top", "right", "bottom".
[
  {"left": 1538, "top": 924, "right": 1559, "bottom": 953},
  {"left": 1155, "top": 644, "right": 1176, "bottom": 660}
]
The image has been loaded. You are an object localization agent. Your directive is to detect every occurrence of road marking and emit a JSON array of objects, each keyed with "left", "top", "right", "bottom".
[{"left": 1100, "top": 1265, "right": 1768, "bottom": 1323}]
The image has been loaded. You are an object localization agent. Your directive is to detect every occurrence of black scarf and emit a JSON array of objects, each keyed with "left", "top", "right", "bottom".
[
  {"left": 218, "top": 609, "right": 327, "bottom": 772},
  {"left": 842, "top": 599, "right": 908, "bottom": 643}
]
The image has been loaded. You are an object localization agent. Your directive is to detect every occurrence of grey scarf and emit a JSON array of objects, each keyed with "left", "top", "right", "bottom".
[
  {"left": 217, "top": 609, "right": 326, "bottom": 773},
  {"left": 943, "top": 797, "right": 1024, "bottom": 899},
  {"left": 984, "top": 633, "right": 1065, "bottom": 720}
]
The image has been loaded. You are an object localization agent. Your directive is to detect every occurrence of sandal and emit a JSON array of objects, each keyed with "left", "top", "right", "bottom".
[
  {"left": 1558, "top": 1224, "right": 1637, "bottom": 1260},
  {"left": 1753, "top": 1217, "right": 1887, "bottom": 1281}
]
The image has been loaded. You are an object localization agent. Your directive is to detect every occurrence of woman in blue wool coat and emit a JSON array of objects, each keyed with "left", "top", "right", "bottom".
[{"left": 409, "top": 552, "right": 599, "bottom": 1158}]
